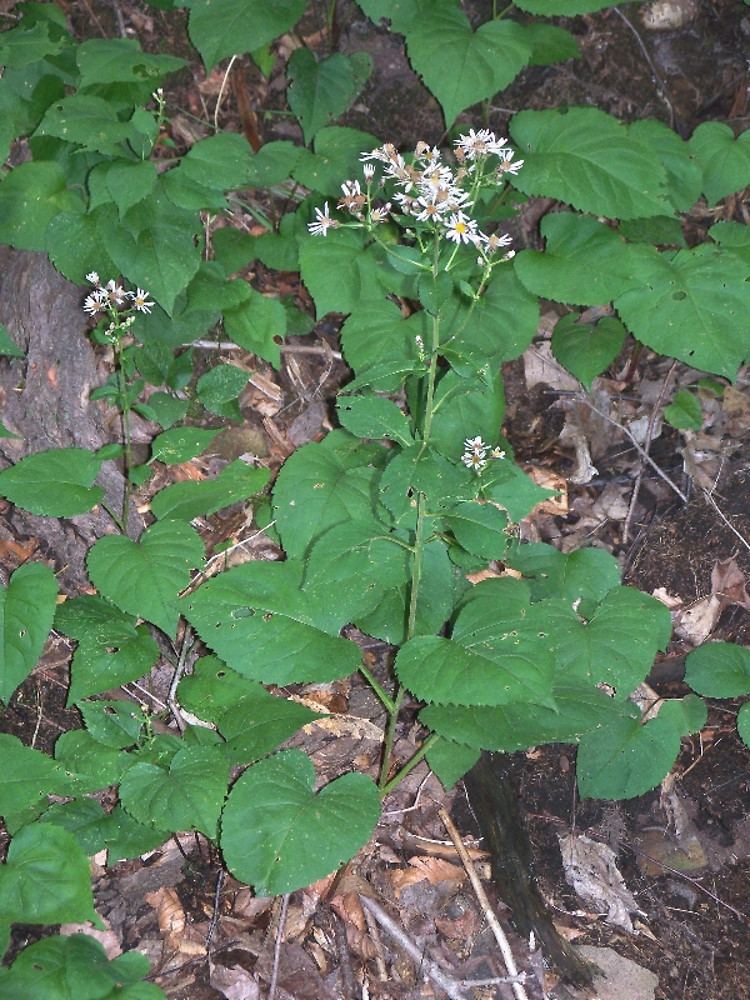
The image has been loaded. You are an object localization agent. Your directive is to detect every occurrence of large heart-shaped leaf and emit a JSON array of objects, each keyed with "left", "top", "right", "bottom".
[
  {"left": 614, "top": 243, "right": 750, "bottom": 378},
  {"left": 119, "top": 746, "right": 229, "bottom": 837},
  {"left": 183, "top": 560, "right": 362, "bottom": 683},
  {"left": 684, "top": 641, "right": 750, "bottom": 698},
  {"left": 689, "top": 121, "right": 750, "bottom": 207},
  {"left": 577, "top": 695, "right": 706, "bottom": 799},
  {"left": 510, "top": 107, "right": 670, "bottom": 219},
  {"left": 287, "top": 49, "right": 372, "bottom": 145},
  {"left": 0, "top": 447, "right": 105, "bottom": 516},
  {"left": 183, "top": 0, "right": 306, "bottom": 70},
  {"left": 55, "top": 595, "right": 159, "bottom": 704},
  {"left": 405, "top": 4, "right": 531, "bottom": 126},
  {"left": 87, "top": 521, "right": 204, "bottom": 637},
  {"left": 221, "top": 749, "right": 381, "bottom": 894},
  {"left": 0, "top": 563, "right": 57, "bottom": 704},
  {"left": 0, "top": 824, "right": 97, "bottom": 926}
]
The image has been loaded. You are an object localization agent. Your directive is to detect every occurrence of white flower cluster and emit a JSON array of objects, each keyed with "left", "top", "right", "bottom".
[
  {"left": 83, "top": 272, "right": 155, "bottom": 317},
  {"left": 307, "top": 129, "right": 522, "bottom": 263},
  {"left": 462, "top": 435, "right": 506, "bottom": 475}
]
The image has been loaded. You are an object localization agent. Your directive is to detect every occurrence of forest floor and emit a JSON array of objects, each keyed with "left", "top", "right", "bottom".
[{"left": 2, "top": 0, "right": 750, "bottom": 998}]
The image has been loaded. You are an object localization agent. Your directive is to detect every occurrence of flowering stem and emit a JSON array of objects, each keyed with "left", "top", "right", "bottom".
[
  {"left": 380, "top": 732, "right": 441, "bottom": 797},
  {"left": 114, "top": 339, "right": 133, "bottom": 534}
]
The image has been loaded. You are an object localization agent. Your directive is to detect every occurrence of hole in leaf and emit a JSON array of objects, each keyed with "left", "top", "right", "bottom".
[{"left": 672, "top": 290, "right": 687, "bottom": 300}]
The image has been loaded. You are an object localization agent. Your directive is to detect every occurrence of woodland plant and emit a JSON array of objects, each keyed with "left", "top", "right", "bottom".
[{"left": 1, "top": 0, "right": 750, "bottom": 995}]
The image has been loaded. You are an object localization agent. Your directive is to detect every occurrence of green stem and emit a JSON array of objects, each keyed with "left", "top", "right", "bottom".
[
  {"left": 380, "top": 732, "right": 441, "bottom": 797},
  {"left": 359, "top": 662, "right": 396, "bottom": 715},
  {"left": 114, "top": 340, "right": 133, "bottom": 534}
]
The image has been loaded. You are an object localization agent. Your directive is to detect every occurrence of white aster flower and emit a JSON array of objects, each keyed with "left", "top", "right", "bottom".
[
  {"left": 105, "top": 279, "right": 128, "bottom": 306},
  {"left": 462, "top": 452, "right": 487, "bottom": 474},
  {"left": 362, "top": 162, "right": 375, "bottom": 182},
  {"left": 307, "top": 202, "right": 340, "bottom": 237},
  {"left": 478, "top": 231, "right": 513, "bottom": 256},
  {"left": 130, "top": 288, "right": 155, "bottom": 314},
  {"left": 83, "top": 288, "right": 108, "bottom": 316},
  {"left": 369, "top": 202, "right": 391, "bottom": 224},
  {"left": 495, "top": 148, "right": 524, "bottom": 175},
  {"left": 444, "top": 211, "right": 479, "bottom": 246},
  {"left": 85, "top": 271, "right": 101, "bottom": 286},
  {"left": 464, "top": 436, "right": 487, "bottom": 455},
  {"left": 490, "top": 447, "right": 506, "bottom": 460},
  {"left": 455, "top": 128, "right": 497, "bottom": 159}
]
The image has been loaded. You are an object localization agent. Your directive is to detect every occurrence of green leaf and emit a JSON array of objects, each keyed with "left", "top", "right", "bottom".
[
  {"left": 150, "top": 426, "right": 220, "bottom": 464},
  {"left": 0, "top": 161, "right": 80, "bottom": 251},
  {"left": 443, "top": 501, "right": 508, "bottom": 559},
  {"left": 482, "top": 460, "right": 552, "bottom": 522},
  {"left": 76, "top": 36, "right": 184, "bottom": 90},
  {"left": 245, "top": 140, "right": 305, "bottom": 187},
  {"left": 178, "top": 656, "right": 318, "bottom": 762},
  {"left": 421, "top": 682, "right": 621, "bottom": 752},
  {"left": 105, "top": 160, "right": 158, "bottom": 218},
  {"left": 197, "top": 364, "right": 250, "bottom": 420},
  {"left": 288, "top": 49, "right": 372, "bottom": 145},
  {"left": 614, "top": 243, "right": 750, "bottom": 379},
  {"left": 87, "top": 521, "right": 204, "bottom": 637},
  {"left": 46, "top": 207, "right": 118, "bottom": 284},
  {"left": 104, "top": 189, "right": 202, "bottom": 314},
  {"left": 429, "top": 368, "right": 505, "bottom": 461},
  {"left": 39, "top": 797, "right": 110, "bottom": 856},
  {"left": 183, "top": 0, "right": 306, "bottom": 70},
  {"left": 120, "top": 747, "right": 228, "bottom": 837},
  {"left": 445, "top": 265, "right": 539, "bottom": 368},
  {"left": 510, "top": 107, "right": 670, "bottom": 220},
  {"left": 141, "top": 391, "right": 188, "bottom": 429},
  {"left": 0, "top": 934, "right": 162, "bottom": 999},
  {"left": 302, "top": 519, "right": 410, "bottom": 622},
  {"left": 79, "top": 700, "right": 147, "bottom": 749},
  {"left": 299, "top": 228, "right": 382, "bottom": 317},
  {"left": 514, "top": 213, "right": 657, "bottom": 305},
  {"left": 0, "top": 563, "right": 57, "bottom": 705},
  {"left": 0, "top": 324, "right": 24, "bottom": 359},
  {"left": 689, "top": 121, "right": 750, "bottom": 207},
  {"left": 396, "top": 632, "right": 556, "bottom": 708},
  {"left": 292, "top": 126, "right": 380, "bottom": 197},
  {"left": 521, "top": 22, "right": 580, "bottom": 64},
  {"left": 628, "top": 118, "right": 702, "bottom": 213},
  {"left": 340, "top": 299, "right": 426, "bottom": 387},
  {"left": 357, "top": 535, "right": 454, "bottom": 644},
  {"left": 0, "top": 824, "right": 97, "bottom": 925},
  {"left": 426, "top": 739, "right": 480, "bottom": 790},
  {"left": 336, "top": 395, "right": 413, "bottom": 446},
  {"left": 577, "top": 696, "right": 706, "bottom": 799},
  {"left": 379, "top": 444, "right": 469, "bottom": 519},
  {"left": 0, "top": 20, "right": 66, "bottom": 68},
  {"left": 273, "top": 431, "right": 385, "bottom": 557},
  {"left": 55, "top": 595, "right": 160, "bottom": 704},
  {"left": 551, "top": 314, "right": 627, "bottom": 389},
  {"left": 737, "top": 701, "right": 750, "bottom": 749},
  {"left": 221, "top": 749, "right": 381, "bottom": 895},
  {"left": 183, "top": 560, "right": 362, "bottom": 683},
  {"left": 618, "top": 215, "right": 687, "bottom": 247},
  {"left": 0, "top": 447, "right": 105, "bottom": 516},
  {"left": 405, "top": 5, "right": 531, "bottom": 126},
  {"left": 223, "top": 290, "right": 287, "bottom": 368},
  {"left": 506, "top": 542, "right": 621, "bottom": 605},
  {"left": 34, "top": 94, "right": 142, "bottom": 154},
  {"left": 54, "top": 729, "right": 128, "bottom": 791},
  {"left": 151, "top": 461, "right": 269, "bottom": 522},
  {"left": 101, "top": 806, "right": 171, "bottom": 862},
  {"left": 179, "top": 132, "right": 254, "bottom": 190},
  {"left": 684, "top": 641, "right": 750, "bottom": 697},
  {"left": 0, "top": 734, "right": 64, "bottom": 816},
  {"left": 664, "top": 388, "right": 702, "bottom": 430}
]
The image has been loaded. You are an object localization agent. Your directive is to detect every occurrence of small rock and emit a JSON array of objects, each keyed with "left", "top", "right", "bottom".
[
  {"left": 641, "top": 0, "right": 698, "bottom": 30},
  {"left": 575, "top": 946, "right": 659, "bottom": 1000}
]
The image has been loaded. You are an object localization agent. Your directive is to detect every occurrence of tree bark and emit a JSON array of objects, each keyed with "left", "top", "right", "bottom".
[{"left": 0, "top": 247, "right": 143, "bottom": 592}]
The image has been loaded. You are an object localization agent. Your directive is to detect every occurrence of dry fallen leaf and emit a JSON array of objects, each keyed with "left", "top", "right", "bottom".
[
  {"left": 558, "top": 833, "right": 642, "bottom": 934},
  {"left": 390, "top": 855, "right": 466, "bottom": 897},
  {"left": 145, "top": 887, "right": 206, "bottom": 956}
]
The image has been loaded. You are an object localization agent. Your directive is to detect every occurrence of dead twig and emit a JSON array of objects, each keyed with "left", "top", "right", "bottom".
[
  {"left": 623, "top": 360, "right": 677, "bottom": 543},
  {"left": 613, "top": 6, "right": 676, "bottom": 127},
  {"left": 361, "top": 900, "right": 389, "bottom": 982},
  {"left": 358, "top": 894, "right": 470, "bottom": 1000},
  {"left": 438, "top": 806, "right": 530, "bottom": 1000},
  {"left": 188, "top": 339, "right": 343, "bottom": 360},
  {"left": 268, "top": 893, "right": 290, "bottom": 1000},
  {"left": 701, "top": 488, "right": 750, "bottom": 556},
  {"left": 205, "top": 868, "right": 226, "bottom": 950},
  {"left": 579, "top": 396, "right": 688, "bottom": 504},
  {"left": 167, "top": 626, "right": 195, "bottom": 733}
]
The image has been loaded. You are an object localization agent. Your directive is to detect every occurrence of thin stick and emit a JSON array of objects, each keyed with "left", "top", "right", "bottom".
[
  {"left": 358, "top": 895, "right": 470, "bottom": 1000},
  {"left": 205, "top": 869, "right": 226, "bottom": 949},
  {"left": 268, "top": 893, "right": 290, "bottom": 1000},
  {"left": 613, "top": 6, "right": 675, "bottom": 127},
  {"left": 213, "top": 53, "right": 239, "bottom": 132},
  {"left": 701, "top": 488, "right": 750, "bottom": 555},
  {"left": 579, "top": 396, "right": 688, "bottom": 503},
  {"left": 167, "top": 627, "right": 194, "bottom": 733},
  {"left": 188, "top": 338, "right": 343, "bottom": 360},
  {"left": 361, "top": 904, "right": 389, "bottom": 982},
  {"left": 438, "top": 806, "right": 530, "bottom": 1000},
  {"left": 623, "top": 360, "right": 677, "bottom": 544}
]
